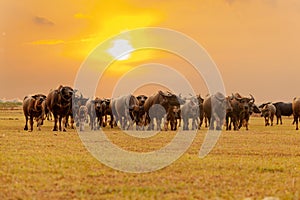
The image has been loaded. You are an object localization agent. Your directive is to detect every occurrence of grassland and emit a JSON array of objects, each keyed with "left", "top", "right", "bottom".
[{"left": 1, "top": 108, "right": 300, "bottom": 199}]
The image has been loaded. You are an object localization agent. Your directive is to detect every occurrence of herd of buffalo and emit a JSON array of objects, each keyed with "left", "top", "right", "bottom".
[{"left": 22, "top": 85, "right": 300, "bottom": 132}]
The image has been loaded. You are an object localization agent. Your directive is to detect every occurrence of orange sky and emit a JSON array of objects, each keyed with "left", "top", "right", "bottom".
[{"left": 1, "top": 0, "right": 300, "bottom": 102}]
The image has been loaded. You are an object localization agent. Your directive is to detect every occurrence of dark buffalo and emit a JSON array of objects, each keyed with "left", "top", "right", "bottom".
[
  {"left": 136, "top": 95, "right": 148, "bottom": 106},
  {"left": 136, "top": 95, "right": 148, "bottom": 130},
  {"left": 143, "top": 91, "right": 185, "bottom": 131},
  {"left": 250, "top": 102, "right": 261, "bottom": 115},
  {"left": 224, "top": 95, "right": 235, "bottom": 130},
  {"left": 259, "top": 103, "right": 276, "bottom": 126},
  {"left": 23, "top": 94, "right": 47, "bottom": 132},
  {"left": 203, "top": 92, "right": 231, "bottom": 130},
  {"left": 164, "top": 105, "right": 181, "bottom": 131},
  {"left": 196, "top": 94, "right": 204, "bottom": 129},
  {"left": 46, "top": 85, "right": 74, "bottom": 131},
  {"left": 101, "top": 98, "right": 112, "bottom": 128},
  {"left": 273, "top": 102, "right": 293, "bottom": 125},
  {"left": 228, "top": 93, "right": 255, "bottom": 131},
  {"left": 227, "top": 97, "right": 259, "bottom": 130},
  {"left": 292, "top": 97, "right": 300, "bottom": 130}
]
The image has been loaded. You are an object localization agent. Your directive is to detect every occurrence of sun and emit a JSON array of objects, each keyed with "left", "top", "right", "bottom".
[{"left": 107, "top": 39, "right": 134, "bottom": 61}]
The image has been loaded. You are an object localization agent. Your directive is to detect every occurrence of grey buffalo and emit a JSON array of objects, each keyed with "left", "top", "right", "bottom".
[
  {"left": 86, "top": 97, "right": 104, "bottom": 130},
  {"left": 181, "top": 96, "right": 200, "bottom": 130},
  {"left": 259, "top": 103, "right": 276, "bottom": 126},
  {"left": 203, "top": 92, "right": 230, "bottom": 130},
  {"left": 111, "top": 94, "right": 140, "bottom": 130},
  {"left": 76, "top": 105, "right": 88, "bottom": 131}
]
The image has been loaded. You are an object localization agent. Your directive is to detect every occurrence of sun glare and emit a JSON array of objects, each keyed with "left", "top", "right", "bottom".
[{"left": 107, "top": 39, "right": 134, "bottom": 61}]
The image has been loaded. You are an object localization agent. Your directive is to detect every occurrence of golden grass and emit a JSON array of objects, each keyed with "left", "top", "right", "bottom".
[{"left": 1, "top": 109, "right": 300, "bottom": 199}]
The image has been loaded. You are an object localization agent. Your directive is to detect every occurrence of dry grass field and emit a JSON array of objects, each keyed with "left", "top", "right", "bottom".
[{"left": 1, "top": 107, "right": 300, "bottom": 199}]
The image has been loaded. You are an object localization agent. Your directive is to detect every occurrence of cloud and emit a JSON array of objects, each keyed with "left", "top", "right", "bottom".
[{"left": 33, "top": 16, "right": 54, "bottom": 26}]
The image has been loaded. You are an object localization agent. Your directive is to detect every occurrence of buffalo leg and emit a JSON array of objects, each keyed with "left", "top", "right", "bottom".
[
  {"left": 294, "top": 115, "right": 299, "bottom": 130},
  {"left": 209, "top": 119, "right": 214, "bottom": 130},
  {"left": 270, "top": 115, "right": 274, "bottom": 126},
  {"left": 58, "top": 116, "right": 62, "bottom": 131},
  {"left": 238, "top": 119, "right": 242, "bottom": 129},
  {"left": 24, "top": 115, "right": 29, "bottom": 131},
  {"left": 37, "top": 118, "right": 42, "bottom": 131},
  {"left": 156, "top": 118, "right": 162, "bottom": 131},
  {"left": 90, "top": 116, "right": 95, "bottom": 131},
  {"left": 53, "top": 114, "right": 58, "bottom": 131},
  {"left": 183, "top": 118, "right": 188, "bottom": 130},
  {"left": 110, "top": 114, "right": 114, "bottom": 128},
  {"left": 164, "top": 120, "right": 168, "bottom": 131},
  {"left": 192, "top": 119, "right": 196, "bottom": 130},
  {"left": 70, "top": 116, "right": 74, "bottom": 129},
  {"left": 264, "top": 117, "right": 268, "bottom": 126},
  {"left": 103, "top": 115, "right": 107, "bottom": 127},
  {"left": 225, "top": 115, "right": 229, "bottom": 130},
  {"left": 29, "top": 116, "right": 34, "bottom": 132},
  {"left": 204, "top": 117, "right": 208, "bottom": 128},
  {"left": 62, "top": 117, "right": 67, "bottom": 132}
]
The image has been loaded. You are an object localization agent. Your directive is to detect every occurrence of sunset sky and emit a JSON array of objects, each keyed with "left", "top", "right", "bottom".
[{"left": 1, "top": 0, "right": 300, "bottom": 102}]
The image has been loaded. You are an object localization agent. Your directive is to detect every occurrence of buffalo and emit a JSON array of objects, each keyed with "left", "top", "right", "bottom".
[
  {"left": 292, "top": 97, "right": 300, "bottom": 130},
  {"left": 23, "top": 94, "right": 47, "bottom": 131},
  {"left": 203, "top": 92, "right": 231, "bottom": 130},
  {"left": 259, "top": 103, "right": 276, "bottom": 126},
  {"left": 46, "top": 85, "right": 74, "bottom": 131},
  {"left": 196, "top": 94, "right": 204, "bottom": 129},
  {"left": 273, "top": 102, "right": 293, "bottom": 125},
  {"left": 136, "top": 95, "right": 148, "bottom": 130},
  {"left": 76, "top": 105, "right": 88, "bottom": 131},
  {"left": 164, "top": 105, "right": 181, "bottom": 131},
  {"left": 181, "top": 96, "right": 200, "bottom": 130},
  {"left": 143, "top": 91, "right": 185, "bottom": 131},
  {"left": 111, "top": 94, "right": 140, "bottom": 130},
  {"left": 228, "top": 93, "right": 255, "bottom": 131},
  {"left": 72, "top": 91, "right": 89, "bottom": 128},
  {"left": 101, "top": 98, "right": 112, "bottom": 128},
  {"left": 86, "top": 97, "right": 103, "bottom": 130}
]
